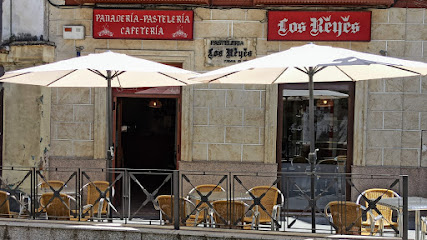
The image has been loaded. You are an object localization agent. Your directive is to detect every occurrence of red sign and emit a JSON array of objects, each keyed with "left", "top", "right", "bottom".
[
  {"left": 268, "top": 11, "right": 371, "bottom": 41},
  {"left": 93, "top": 9, "right": 193, "bottom": 40}
]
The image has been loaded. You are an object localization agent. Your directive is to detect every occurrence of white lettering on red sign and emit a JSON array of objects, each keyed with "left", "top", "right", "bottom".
[{"left": 277, "top": 15, "right": 361, "bottom": 38}]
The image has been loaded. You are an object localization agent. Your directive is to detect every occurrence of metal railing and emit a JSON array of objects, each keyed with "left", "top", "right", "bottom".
[{"left": 0, "top": 166, "right": 409, "bottom": 239}]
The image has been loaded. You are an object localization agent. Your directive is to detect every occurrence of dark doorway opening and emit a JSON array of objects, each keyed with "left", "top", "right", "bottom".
[
  {"left": 120, "top": 97, "right": 177, "bottom": 170},
  {"left": 0, "top": 88, "right": 3, "bottom": 171},
  {"left": 117, "top": 97, "right": 178, "bottom": 219}
]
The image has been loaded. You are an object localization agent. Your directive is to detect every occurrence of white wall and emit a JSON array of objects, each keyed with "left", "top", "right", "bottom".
[{"left": 2, "top": 0, "right": 45, "bottom": 41}]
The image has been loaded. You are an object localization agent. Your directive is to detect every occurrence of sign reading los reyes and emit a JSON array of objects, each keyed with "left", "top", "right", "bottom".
[
  {"left": 268, "top": 11, "right": 371, "bottom": 41},
  {"left": 205, "top": 38, "right": 256, "bottom": 67},
  {"left": 93, "top": 9, "right": 193, "bottom": 40}
]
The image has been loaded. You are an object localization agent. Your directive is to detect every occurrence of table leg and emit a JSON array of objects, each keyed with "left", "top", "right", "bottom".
[
  {"left": 416, "top": 210, "right": 420, "bottom": 240},
  {"left": 399, "top": 209, "right": 403, "bottom": 238}
]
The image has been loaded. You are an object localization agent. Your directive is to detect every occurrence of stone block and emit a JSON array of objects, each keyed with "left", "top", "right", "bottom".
[
  {"left": 194, "top": 21, "right": 230, "bottom": 38},
  {"left": 247, "top": 9, "right": 267, "bottom": 21},
  {"left": 367, "top": 111, "right": 383, "bottom": 129},
  {"left": 226, "top": 90, "right": 262, "bottom": 108},
  {"left": 383, "top": 148, "right": 401, "bottom": 166},
  {"left": 365, "top": 148, "right": 382, "bottom": 166},
  {"left": 371, "top": 9, "right": 389, "bottom": 23},
  {"left": 212, "top": 9, "right": 246, "bottom": 20},
  {"left": 403, "top": 111, "right": 419, "bottom": 130},
  {"left": 422, "top": 131, "right": 427, "bottom": 167},
  {"left": 404, "top": 41, "right": 423, "bottom": 58},
  {"left": 225, "top": 126, "right": 260, "bottom": 144},
  {"left": 73, "top": 140, "right": 94, "bottom": 157},
  {"left": 401, "top": 149, "right": 419, "bottom": 167},
  {"left": 387, "top": 41, "right": 406, "bottom": 57},
  {"left": 56, "top": 122, "right": 92, "bottom": 140},
  {"left": 194, "top": 8, "right": 211, "bottom": 21},
  {"left": 404, "top": 94, "right": 427, "bottom": 112},
  {"left": 209, "top": 108, "right": 243, "bottom": 126},
  {"left": 350, "top": 41, "right": 386, "bottom": 55},
  {"left": 406, "top": 9, "right": 425, "bottom": 23},
  {"left": 193, "top": 107, "right": 208, "bottom": 125},
  {"left": 368, "top": 79, "right": 384, "bottom": 92},
  {"left": 56, "top": 88, "right": 91, "bottom": 104},
  {"left": 385, "top": 78, "right": 403, "bottom": 92},
  {"left": 208, "top": 144, "right": 241, "bottom": 161},
  {"left": 422, "top": 75, "right": 427, "bottom": 93},
  {"left": 193, "top": 143, "right": 208, "bottom": 160},
  {"left": 401, "top": 130, "right": 421, "bottom": 148},
  {"left": 367, "top": 130, "right": 402, "bottom": 148},
  {"left": 74, "top": 104, "right": 94, "bottom": 122},
  {"left": 245, "top": 84, "right": 266, "bottom": 90},
  {"left": 51, "top": 104, "right": 73, "bottom": 122},
  {"left": 383, "top": 111, "right": 402, "bottom": 129},
  {"left": 388, "top": 8, "right": 406, "bottom": 23},
  {"left": 75, "top": 8, "right": 93, "bottom": 20},
  {"left": 109, "top": 39, "right": 143, "bottom": 49},
  {"left": 371, "top": 24, "right": 405, "bottom": 40},
  {"left": 256, "top": 38, "right": 267, "bottom": 56},
  {"left": 233, "top": 22, "right": 264, "bottom": 38},
  {"left": 368, "top": 93, "right": 402, "bottom": 111},
  {"left": 193, "top": 89, "right": 226, "bottom": 107},
  {"left": 266, "top": 41, "right": 280, "bottom": 52},
  {"left": 50, "top": 140, "right": 74, "bottom": 157},
  {"left": 193, "top": 126, "right": 224, "bottom": 143},
  {"left": 403, "top": 76, "right": 421, "bottom": 93},
  {"left": 177, "top": 39, "right": 202, "bottom": 51},
  {"left": 244, "top": 108, "right": 265, "bottom": 126},
  {"left": 49, "top": 7, "right": 75, "bottom": 21},
  {"left": 50, "top": 229, "right": 76, "bottom": 240},
  {"left": 406, "top": 25, "right": 427, "bottom": 41},
  {"left": 243, "top": 145, "right": 264, "bottom": 162}
]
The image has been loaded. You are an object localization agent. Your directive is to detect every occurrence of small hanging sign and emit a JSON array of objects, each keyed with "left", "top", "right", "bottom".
[{"left": 204, "top": 38, "right": 256, "bottom": 67}]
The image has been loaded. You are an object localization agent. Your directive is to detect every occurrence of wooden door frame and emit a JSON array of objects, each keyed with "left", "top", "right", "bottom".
[{"left": 112, "top": 89, "right": 182, "bottom": 170}]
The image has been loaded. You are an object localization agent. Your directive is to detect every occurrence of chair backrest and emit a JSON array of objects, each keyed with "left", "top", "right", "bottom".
[
  {"left": 0, "top": 191, "right": 11, "bottom": 218},
  {"left": 87, "top": 181, "right": 110, "bottom": 215},
  {"left": 40, "top": 180, "right": 65, "bottom": 191},
  {"left": 325, "top": 201, "right": 362, "bottom": 235},
  {"left": 248, "top": 186, "right": 279, "bottom": 223},
  {"left": 356, "top": 188, "right": 399, "bottom": 222},
  {"left": 155, "top": 195, "right": 188, "bottom": 224},
  {"left": 212, "top": 200, "right": 245, "bottom": 228},
  {"left": 40, "top": 192, "right": 70, "bottom": 220},
  {"left": 191, "top": 184, "right": 225, "bottom": 210}
]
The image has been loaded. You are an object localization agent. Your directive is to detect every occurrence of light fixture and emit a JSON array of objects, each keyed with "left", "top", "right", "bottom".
[
  {"left": 148, "top": 99, "right": 162, "bottom": 108},
  {"left": 316, "top": 99, "right": 333, "bottom": 107}
]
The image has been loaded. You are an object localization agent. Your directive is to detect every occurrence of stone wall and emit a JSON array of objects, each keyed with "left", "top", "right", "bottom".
[{"left": 13, "top": 5, "right": 427, "bottom": 171}]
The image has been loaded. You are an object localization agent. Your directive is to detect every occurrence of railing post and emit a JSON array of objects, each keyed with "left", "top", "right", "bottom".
[
  {"left": 402, "top": 175, "right": 408, "bottom": 240},
  {"left": 173, "top": 170, "right": 180, "bottom": 230},
  {"left": 31, "top": 167, "right": 36, "bottom": 220}
]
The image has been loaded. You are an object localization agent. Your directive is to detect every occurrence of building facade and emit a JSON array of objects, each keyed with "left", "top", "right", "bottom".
[{"left": 1, "top": 0, "right": 427, "bottom": 196}]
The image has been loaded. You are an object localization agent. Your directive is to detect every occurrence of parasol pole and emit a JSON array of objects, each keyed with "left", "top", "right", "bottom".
[
  {"left": 106, "top": 70, "right": 113, "bottom": 172},
  {"left": 308, "top": 67, "right": 316, "bottom": 233}
]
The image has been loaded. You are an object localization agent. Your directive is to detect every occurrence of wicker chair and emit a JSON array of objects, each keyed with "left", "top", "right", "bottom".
[
  {"left": 243, "top": 186, "right": 284, "bottom": 230},
  {"left": 39, "top": 192, "right": 77, "bottom": 220},
  {"left": 39, "top": 180, "right": 66, "bottom": 191},
  {"left": 212, "top": 200, "right": 246, "bottom": 229},
  {"left": 356, "top": 188, "right": 400, "bottom": 236},
  {"left": 155, "top": 195, "right": 194, "bottom": 226},
  {"left": 421, "top": 216, "right": 426, "bottom": 240},
  {"left": 0, "top": 190, "right": 18, "bottom": 218},
  {"left": 324, "top": 201, "right": 363, "bottom": 235},
  {"left": 187, "top": 184, "right": 225, "bottom": 226},
  {"left": 79, "top": 181, "right": 114, "bottom": 220}
]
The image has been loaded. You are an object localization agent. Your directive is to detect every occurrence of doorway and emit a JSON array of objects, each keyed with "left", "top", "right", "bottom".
[
  {"left": 277, "top": 82, "right": 354, "bottom": 211},
  {"left": 0, "top": 88, "right": 3, "bottom": 170},
  {"left": 114, "top": 92, "right": 181, "bottom": 218}
]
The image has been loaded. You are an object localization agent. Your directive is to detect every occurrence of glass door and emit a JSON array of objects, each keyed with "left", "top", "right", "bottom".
[{"left": 279, "top": 83, "right": 354, "bottom": 211}]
